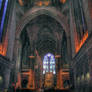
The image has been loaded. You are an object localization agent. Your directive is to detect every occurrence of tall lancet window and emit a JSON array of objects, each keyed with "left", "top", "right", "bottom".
[
  {"left": 0, "top": 0, "right": 10, "bottom": 56},
  {"left": 0, "top": 0, "right": 8, "bottom": 41},
  {"left": 43, "top": 53, "right": 56, "bottom": 74}
]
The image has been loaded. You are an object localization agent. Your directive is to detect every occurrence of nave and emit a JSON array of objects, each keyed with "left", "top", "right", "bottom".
[{"left": 0, "top": 0, "right": 92, "bottom": 92}]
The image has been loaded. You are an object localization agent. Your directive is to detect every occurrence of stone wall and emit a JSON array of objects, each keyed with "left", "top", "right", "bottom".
[
  {"left": 0, "top": 56, "right": 14, "bottom": 92},
  {"left": 70, "top": 0, "right": 92, "bottom": 91},
  {"left": 72, "top": 32, "right": 92, "bottom": 92}
]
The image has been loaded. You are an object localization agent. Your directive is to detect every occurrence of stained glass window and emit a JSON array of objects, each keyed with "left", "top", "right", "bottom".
[
  {"left": 43, "top": 53, "right": 56, "bottom": 74},
  {"left": 0, "top": 0, "right": 8, "bottom": 41}
]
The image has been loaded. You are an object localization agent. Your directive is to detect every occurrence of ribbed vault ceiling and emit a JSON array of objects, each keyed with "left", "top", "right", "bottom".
[{"left": 20, "top": 15, "right": 65, "bottom": 56}]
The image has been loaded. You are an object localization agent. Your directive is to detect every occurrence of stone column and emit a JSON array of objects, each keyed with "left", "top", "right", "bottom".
[
  {"left": 69, "top": 2, "right": 76, "bottom": 58},
  {"left": 87, "top": 42, "right": 92, "bottom": 91},
  {"left": 6, "top": 0, "right": 16, "bottom": 61},
  {"left": 14, "top": 40, "right": 21, "bottom": 82},
  {"left": 73, "top": 67, "right": 77, "bottom": 91},
  {"left": 82, "top": 0, "right": 92, "bottom": 35},
  {"left": 3, "top": 68, "right": 11, "bottom": 89}
]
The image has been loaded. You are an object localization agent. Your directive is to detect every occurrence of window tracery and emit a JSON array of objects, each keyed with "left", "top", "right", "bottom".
[{"left": 43, "top": 53, "right": 56, "bottom": 74}]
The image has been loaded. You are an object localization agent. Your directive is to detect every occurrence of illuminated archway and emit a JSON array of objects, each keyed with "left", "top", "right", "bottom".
[{"left": 43, "top": 53, "right": 56, "bottom": 74}]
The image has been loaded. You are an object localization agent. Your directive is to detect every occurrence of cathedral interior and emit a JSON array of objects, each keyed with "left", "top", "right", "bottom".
[{"left": 0, "top": 0, "right": 92, "bottom": 92}]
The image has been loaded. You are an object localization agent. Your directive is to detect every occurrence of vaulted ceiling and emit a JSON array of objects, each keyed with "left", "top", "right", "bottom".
[
  {"left": 16, "top": 0, "right": 70, "bottom": 69},
  {"left": 20, "top": 15, "right": 66, "bottom": 56}
]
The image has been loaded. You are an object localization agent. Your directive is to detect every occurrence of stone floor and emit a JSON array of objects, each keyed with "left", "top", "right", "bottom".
[
  {"left": 14, "top": 88, "right": 92, "bottom": 92},
  {"left": 15, "top": 89, "right": 74, "bottom": 92}
]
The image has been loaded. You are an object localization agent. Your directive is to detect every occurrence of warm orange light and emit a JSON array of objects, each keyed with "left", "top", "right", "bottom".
[
  {"left": 37, "top": 1, "right": 43, "bottom": 6},
  {"left": 16, "top": 69, "right": 35, "bottom": 90},
  {"left": 18, "top": 0, "right": 24, "bottom": 6},
  {"left": 29, "top": 56, "right": 35, "bottom": 59},
  {"left": 61, "top": 72, "right": 69, "bottom": 75},
  {"left": 36, "top": 1, "right": 50, "bottom": 6},
  {"left": 57, "top": 69, "right": 63, "bottom": 89},
  {"left": 0, "top": 32, "right": 8, "bottom": 56},
  {"left": 56, "top": 69, "right": 70, "bottom": 89},
  {"left": 55, "top": 55, "right": 61, "bottom": 58},
  {"left": 75, "top": 31, "right": 88, "bottom": 53},
  {"left": 27, "top": 70, "right": 35, "bottom": 89},
  {"left": 16, "top": 73, "right": 21, "bottom": 88},
  {"left": 44, "top": 1, "right": 50, "bottom": 6},
  {"left": 60, "top": 0, "right": 66, "bottom": 4}
]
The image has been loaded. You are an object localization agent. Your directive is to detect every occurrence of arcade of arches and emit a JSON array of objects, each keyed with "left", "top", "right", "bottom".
[{"left": 0, "top": 0, "right": 92, "bottom": 92}]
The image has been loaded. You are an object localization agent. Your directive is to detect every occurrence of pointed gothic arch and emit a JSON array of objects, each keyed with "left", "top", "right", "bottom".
[{"left": 14, "top": 6, "right": 71, "bottom": 67}]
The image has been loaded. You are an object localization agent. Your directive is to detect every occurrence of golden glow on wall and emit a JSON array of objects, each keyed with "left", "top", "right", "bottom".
[
  {"left": 16, "top": 73, "right": 21, "bottom": 88},
  {"left": 57, "top": 69, "right": 63, "bottom": 89},
  {"left": 55, "top": 55, "right": 61, "bottom": 58},
  {"left": 27, "top": 70, "right": 35, "bottom": 89},
  {"left": 16, "top": 70, "right": 35, "bottom": 90},
  {"left": 56, "top": 69, "right": 70, "bottom": 90},
  {"left": 37, "top": 1, "right": 43, "bottom": 6},
  {"left": 29, "top": 56, "right": 35, "bottom": 59},
  {"left": 75, "top": 31, "right": 88, "bottom": 53},
  {"left": 44, "top": 1, "right": 50, "bottom": 6},
  {"left": 18, "top": 0, "right": 24, "bottom": 6},
  {"left": 60, "top": 0, "right": 66, "bottom": 4},
  {"left": 35, "top": 1, "right": 50, "bottom": 6},
  {"left": 44, "top": 72, "right": 54, "bottom": 88},
  {"left": 0, "top": 32, "right": 8, "bottom": 56}
]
